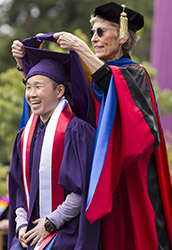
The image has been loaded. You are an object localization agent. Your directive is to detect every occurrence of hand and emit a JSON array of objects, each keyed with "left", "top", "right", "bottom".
[
  {"left": 18, "top": 226, "right": 28, "bottom": 248},
  {"left": 11, "top": 40, "right": 26, "bottom": 59},
  {"left": 53, "top": 32, "right": 85, "bottom": 52},
  {"left": 23, "top": 218, "right": 50, "bottom": 247}
]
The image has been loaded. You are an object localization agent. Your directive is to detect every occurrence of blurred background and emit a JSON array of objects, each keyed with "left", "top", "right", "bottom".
[{"left": 0, "top": 0, "right": 172, "bottom": 195}]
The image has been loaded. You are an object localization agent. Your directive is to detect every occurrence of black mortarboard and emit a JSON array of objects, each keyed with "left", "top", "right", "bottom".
[{"left": 93, "top": 2, "right": 144, "bottom": 32}]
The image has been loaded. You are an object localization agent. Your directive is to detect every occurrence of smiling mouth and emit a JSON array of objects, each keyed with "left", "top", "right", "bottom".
[
  {"left": 30, "top": 100, "right": 41, "bottom": 107},
  {"left": 31, "top": 100, "right": 40, "bottom": 104},
  {"left": 94, "top": 46, "right": 104, "bottom": 50}
]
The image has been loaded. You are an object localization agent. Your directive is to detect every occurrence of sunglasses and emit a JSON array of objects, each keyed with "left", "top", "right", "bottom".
[{"left": 89, "top": 27, "right": 116, "bottom": 38}]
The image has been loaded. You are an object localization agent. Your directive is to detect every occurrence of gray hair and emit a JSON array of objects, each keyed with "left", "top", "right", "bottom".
[{"left": 90, "top": 15, "right": 139, "bottom": 54}]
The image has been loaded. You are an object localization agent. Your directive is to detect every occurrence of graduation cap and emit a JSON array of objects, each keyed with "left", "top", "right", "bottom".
[
  {"left": 23, "top": 45, "right": 71, "bottom": 87},
  {"left": 93, "top": 2, "right": 144, "bottom": 32}
]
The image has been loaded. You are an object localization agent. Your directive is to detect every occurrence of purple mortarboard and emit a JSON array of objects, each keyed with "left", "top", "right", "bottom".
[
  {"left": 23, "top": 46, "right": 71, "bottom": 86},
  {"left": 93, "top": 2, "right": 144, "bottom": 32}
]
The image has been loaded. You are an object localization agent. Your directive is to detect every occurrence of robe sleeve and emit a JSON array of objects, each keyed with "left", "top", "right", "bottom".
[
  {"left": 59, "top": 116, "right": 95, "bottom": 194},
  {"left": 117, "top": 64, "right": 160, "bottom": 154},
  {"left": 8, "top": 129, "right": 27, "bottom": 249},
  {"left": 59, "top": 116, "right": 101, "bottom": 249}
]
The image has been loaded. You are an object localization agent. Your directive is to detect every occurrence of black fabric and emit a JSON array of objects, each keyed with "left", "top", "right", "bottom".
[
  {"left": 92, "top": 54, "right": 131, "bottom": 94},
  {"left": 147, "top": 154, "right": 170, "bottom": 250},
  {"left": 93, "top": 2, "right": 144, "bottom": 32},
  {"left": 120, "top": 64, "right": 160, "bottom": 152},
  {"left": 91, "top": 63, "right": 112, "bottom": 93}
]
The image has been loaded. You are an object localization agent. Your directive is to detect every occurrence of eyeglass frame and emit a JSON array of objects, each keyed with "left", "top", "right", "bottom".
[{"left": 89, "top": 27, "right": 117, "bottom": 38}]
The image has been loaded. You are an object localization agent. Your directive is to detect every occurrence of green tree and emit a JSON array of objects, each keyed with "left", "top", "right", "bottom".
[
  {"left": 0, "top": 0, "right": 154, "bottom": 73},
  {"left": 0, "top": 68, "right": 24, "bottom": 165}
]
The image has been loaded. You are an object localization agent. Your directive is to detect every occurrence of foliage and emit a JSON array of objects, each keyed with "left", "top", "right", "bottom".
[
  {"left": 0, "top": 165, "right": 9, "bottom": 196},
  {"left": 0, "top": 68, "right": 24, "bottom": 165},
  {"left": 132, "top": 58, "right": 172, "bottom": 117},
  {"left": 132, "top": 57, "right": 172, "bottom": 179},
  {"left": 0, "top": 0, "right": 154, "bottom": 73},
  {"left": 164, "top": 132, "right": 172, "bottom": 178}
]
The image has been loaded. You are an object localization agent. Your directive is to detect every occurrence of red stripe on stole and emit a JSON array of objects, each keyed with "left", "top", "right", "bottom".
[
  {"left": 21, "top": 129, "right": 28, "bottom": 213},
  {"left": 26, "top": 116, "right": 38, "bottom": 193},
  {"left": 21, "top": 115, "right": 38, "bottom": 213},
  {"left": 51, "top": 103, "right": 74, "bottom": 211}
]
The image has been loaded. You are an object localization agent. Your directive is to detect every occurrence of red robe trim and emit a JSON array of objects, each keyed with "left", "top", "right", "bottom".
[{"left": 87, "top": 65, "right": 172, "bottom": 249}]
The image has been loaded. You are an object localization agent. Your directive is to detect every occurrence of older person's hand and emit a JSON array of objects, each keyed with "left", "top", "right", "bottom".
[
  {"left": 54, "top": 32, "right": 87, "bottom": 52},
  {"left": 11, "top": 40, "right": 26, "bottom": 59},
  {"left": 53, "top": 32, "right": 103, "bottom": 74}
]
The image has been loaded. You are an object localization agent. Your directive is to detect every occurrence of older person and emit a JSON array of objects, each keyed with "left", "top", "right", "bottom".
[{"left": 53, "top": 2, "right": 172, "bottom": 250}]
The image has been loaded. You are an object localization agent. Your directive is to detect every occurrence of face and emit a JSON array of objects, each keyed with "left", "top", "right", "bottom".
[
  {"left": 25, "top": 75, "right": 60, "bottom": 123},
  {"left": 91, "top": 19, "right": 123, "bottom": 61}
]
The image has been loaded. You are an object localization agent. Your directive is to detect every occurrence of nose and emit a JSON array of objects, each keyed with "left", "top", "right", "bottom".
[
  {"left": 26, "top": 87, "right": 37, "bottom": 100},
  {"left": 29, "top": 88, "right": 37, "bottom": 97},
  {"left": 91, "top": 32, "right": 98, "bottom": 43}
]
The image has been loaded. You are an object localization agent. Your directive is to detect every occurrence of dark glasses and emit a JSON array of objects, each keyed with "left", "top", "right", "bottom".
[{"left": 89, "top": 27, "right": 116, "bottom": 38}]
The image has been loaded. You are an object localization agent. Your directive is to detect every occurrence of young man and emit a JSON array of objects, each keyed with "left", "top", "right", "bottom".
[{"left": 9, "top": 42, "right": 100, "bottom": 250}]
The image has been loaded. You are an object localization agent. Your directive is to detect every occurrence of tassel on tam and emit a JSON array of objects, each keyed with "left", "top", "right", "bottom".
[{"left": 120, "top": 4, "right": 128, "bottom": 40}]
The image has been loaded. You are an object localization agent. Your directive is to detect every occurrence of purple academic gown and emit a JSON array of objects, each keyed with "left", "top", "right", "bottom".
[{"left": 8, "top": 116, "right": 100, "bottom": 250}]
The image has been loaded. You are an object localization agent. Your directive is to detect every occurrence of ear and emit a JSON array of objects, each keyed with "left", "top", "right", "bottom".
[
  {"left": 56, "top": 84, "right": 65, "bottom": 98},
  {"left": 119, "top": 32, "right": 129, "bottom": 45}
]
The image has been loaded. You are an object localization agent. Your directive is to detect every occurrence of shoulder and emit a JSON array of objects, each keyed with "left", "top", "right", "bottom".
[
  {"left": 12, "top": 127, "right": 25, "bottom": 151},
  {"left": 68, "top": 116, "right": 95, "bottom": 132},
  {"left": 65, "top": 116, "right": 96, "bottom": 140},
  {"left": 119, "top": 63, "right": 147, "bottom": 77},
  {"left": 117, "top": 63, "right": 152, "bottom": 94}
]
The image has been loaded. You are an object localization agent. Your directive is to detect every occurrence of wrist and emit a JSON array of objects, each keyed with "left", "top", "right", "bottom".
[
  {"left": 16, "top": 64, "right": 24, "bottom": 72},
  {"left": 44, "top": 217, "right": 57, "bottom": 234}
]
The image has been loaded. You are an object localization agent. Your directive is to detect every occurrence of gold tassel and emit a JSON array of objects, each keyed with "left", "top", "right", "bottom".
[{"left": 119, "top": 4, "right": 128, "bottom": 40}]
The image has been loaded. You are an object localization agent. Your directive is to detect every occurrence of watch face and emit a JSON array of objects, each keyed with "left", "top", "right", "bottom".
[{"left": 45, "top": 220, "right": 56, "bottom": 233}]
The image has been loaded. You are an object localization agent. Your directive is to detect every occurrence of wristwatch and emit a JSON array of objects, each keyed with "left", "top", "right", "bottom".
[{"left": 44, "top": 217, "right": 57, "bottom": 234}]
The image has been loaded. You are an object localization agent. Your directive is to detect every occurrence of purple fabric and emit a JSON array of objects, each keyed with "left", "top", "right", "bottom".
[
  {"left": 22, "top": 46, "right": 71, "bottom": 82},
  {"left": 21, "top": 33, "right": 95, "bottom": 127},
  {"left": 26, "top": 58, "right": 67, "bottom": 86},
  {"left": 151, "top": 0, "right": 172, "bottom": 132},
  {"left": 8, "top": 116, "right": 100, "bottom": 250}
]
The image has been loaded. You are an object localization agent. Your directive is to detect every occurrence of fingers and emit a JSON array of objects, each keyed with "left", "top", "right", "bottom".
[
  {"left": 32, "top": 218, "right": 40, "bottom": 224},
  {"left": 24, "top": 228, "right": 38, "bottom": 245},
  {"left": 20, "top": 241, "right": 28, "bottom": 248},
  {"left": 18, "top": 227, "right": 28, "bottom": 248},
  {"left": 53, "top": 32, "right": 62, "bottom": 40},
  {"left": 53, "top": 32, "right": 75, "bottom": 51},
  {"left": 53, "top": 32, "right": 66, "bottom": 46},
  {"left": 30, "top": 235, "right": 42, "bottom": 247},
  {"left": 11, "top": 40, "right": 26, "bottom": 59},
  {"left": 23, "top": 218, "right": 49, "bottom": 246}
]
